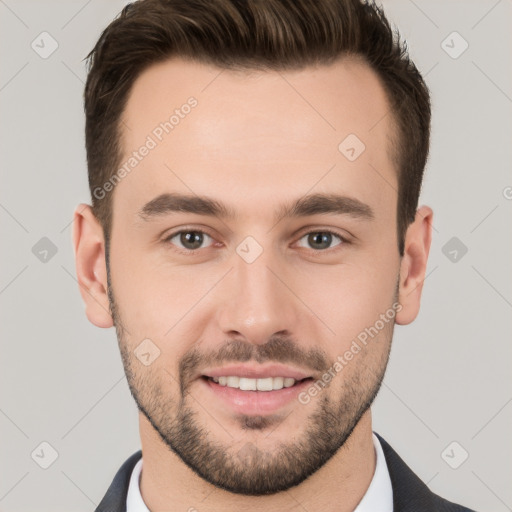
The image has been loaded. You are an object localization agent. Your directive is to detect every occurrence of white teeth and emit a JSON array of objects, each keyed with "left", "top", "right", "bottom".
[
  {"left": 239, "top": 377, "right": 257, "bottom": 390},
  {"left": 256, "top": 377, "right": 273, "bottom": 391},
  {"left": 272, "top": 376, "right": 284, "bottom": 390},
  {"left": 209, "top": 376, "right": 297, "bottom": 391},
  {"left": 227, "top": 376, "right": 239, "bottom": 388},
  {"left": 283, "top": 377, "right": 295, "bottom": 388}
]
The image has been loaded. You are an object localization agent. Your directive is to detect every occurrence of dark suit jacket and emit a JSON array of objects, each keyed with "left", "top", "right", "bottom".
[{"left": 95, "top": 432, "right": 477, "bottom": 511}]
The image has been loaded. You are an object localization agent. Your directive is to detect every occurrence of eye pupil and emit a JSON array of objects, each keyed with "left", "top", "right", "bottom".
[
  {"left": 180, "top": 231, "right": 203, "bottom": 250},
  {"left": 308, "top": 232, "right": 332, "bottom": 250}
]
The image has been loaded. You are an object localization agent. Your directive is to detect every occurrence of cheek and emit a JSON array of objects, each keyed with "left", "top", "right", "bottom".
[
  {"left": 109, "top": 243, "right": 222, "bottom": 349},
  {"left": 300, "top": 258, "right": 399, "bottom": 347}
]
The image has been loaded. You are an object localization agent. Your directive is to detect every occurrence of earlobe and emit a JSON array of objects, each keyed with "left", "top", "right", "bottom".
[
  {"left": 395, "top": 205, "right": 433, "bottom": 326},
  {"left": 72, "top": 204, "right": 113, "bottom": 328}
]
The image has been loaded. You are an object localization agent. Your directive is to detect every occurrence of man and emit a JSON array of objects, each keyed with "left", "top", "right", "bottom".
[{"left": 72, "top": 0, "right": 477, "bottom": 510}]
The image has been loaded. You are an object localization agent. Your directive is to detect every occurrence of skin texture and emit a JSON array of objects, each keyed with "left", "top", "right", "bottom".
[{"left": 73, "top": 56, "right": 432, "bottom": 511}]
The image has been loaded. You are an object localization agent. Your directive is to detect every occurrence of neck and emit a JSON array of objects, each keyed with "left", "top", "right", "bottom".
[{"left": 138, "top": 410, "right": 376, "bottom": 512}]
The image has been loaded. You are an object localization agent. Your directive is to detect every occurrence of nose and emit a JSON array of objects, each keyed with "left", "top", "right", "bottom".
[{"left": 215, "top": 248, "right": 300, "bottom": 346}]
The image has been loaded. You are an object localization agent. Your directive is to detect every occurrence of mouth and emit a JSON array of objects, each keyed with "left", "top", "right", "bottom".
[
  {"left": 197, "top": 364, "right": 315, "bottom": 416},
  {"left": 201, "top": 375, "right": 312, "bottom": 391}
]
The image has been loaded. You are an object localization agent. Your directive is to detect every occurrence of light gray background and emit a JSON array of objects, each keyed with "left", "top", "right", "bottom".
[{"left": 1, "top": 1, "right": 511, "bottom": 511}]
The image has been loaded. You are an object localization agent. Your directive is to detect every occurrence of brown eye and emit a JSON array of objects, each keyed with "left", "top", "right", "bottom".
[
  {"left": 297, "top": 231, "right": 343, "bottom": 251},
  {"left": 168, "top": 231, "right": 213, "bottom": 251}
]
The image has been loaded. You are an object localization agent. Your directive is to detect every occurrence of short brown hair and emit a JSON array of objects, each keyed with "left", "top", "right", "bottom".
[{"left": 84, "top": 0, "right": 431, "bottom": 255}]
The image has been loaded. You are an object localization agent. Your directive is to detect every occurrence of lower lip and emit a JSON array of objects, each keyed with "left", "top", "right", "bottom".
[{"left": 201, "top": 377, "right": 311, "bottom": 415}]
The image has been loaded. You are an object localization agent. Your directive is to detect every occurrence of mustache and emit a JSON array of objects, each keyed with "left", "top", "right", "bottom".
[{"left": 178, "top": 335, "right": 330, "bottom": 392}]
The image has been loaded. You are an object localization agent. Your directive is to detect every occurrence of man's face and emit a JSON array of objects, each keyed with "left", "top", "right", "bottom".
[{"left": 107, "top": 56, "right": 401, "bottom": 494}]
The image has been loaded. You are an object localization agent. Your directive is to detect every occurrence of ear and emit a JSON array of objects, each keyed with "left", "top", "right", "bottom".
[
  {"left": 72, "top": 204, "right": 113, "bottom": 328},
  {"left": 395, "top": 205, "right": 433, "bottom": 325}
]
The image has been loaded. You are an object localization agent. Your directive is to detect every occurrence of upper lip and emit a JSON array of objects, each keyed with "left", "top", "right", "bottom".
[{"left": 201, "top": 363, "right": 313, "bottom": 380}]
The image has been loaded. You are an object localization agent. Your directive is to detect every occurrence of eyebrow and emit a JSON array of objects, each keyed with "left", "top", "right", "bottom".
[{"left": 137, "top": 192, "right": 374, "bottom": 223}]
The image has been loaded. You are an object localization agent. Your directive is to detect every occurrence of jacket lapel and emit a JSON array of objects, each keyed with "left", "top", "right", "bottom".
[
  {"left": 95, "top": 450, "right": 142, "bottom": 512},
  {"left": 375, "top": 433, "right": 475, "bottom": 511}
]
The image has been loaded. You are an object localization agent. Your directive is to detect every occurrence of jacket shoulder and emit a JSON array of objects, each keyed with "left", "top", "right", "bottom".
[{"left": 374, "top": 433, "right": 478, "bottom": 512}]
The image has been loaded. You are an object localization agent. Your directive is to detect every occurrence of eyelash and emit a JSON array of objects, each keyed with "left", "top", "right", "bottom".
[{"left": 162, "top": 227, "right": 349, "bottom": 255}]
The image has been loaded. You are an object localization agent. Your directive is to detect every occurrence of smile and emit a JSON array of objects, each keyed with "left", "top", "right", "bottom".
[{"left": 208, "top": 375, "right": 304, "bottom": 391}]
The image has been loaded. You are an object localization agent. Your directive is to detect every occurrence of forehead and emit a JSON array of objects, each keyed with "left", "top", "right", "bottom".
[{"left": 116, "top": 56, "right": 396, "bottom": 217}]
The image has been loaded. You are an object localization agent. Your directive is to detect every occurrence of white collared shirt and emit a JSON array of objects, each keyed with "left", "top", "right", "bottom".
[{"left": 126, "top": 432, "right": 393, "bottom": 511}]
